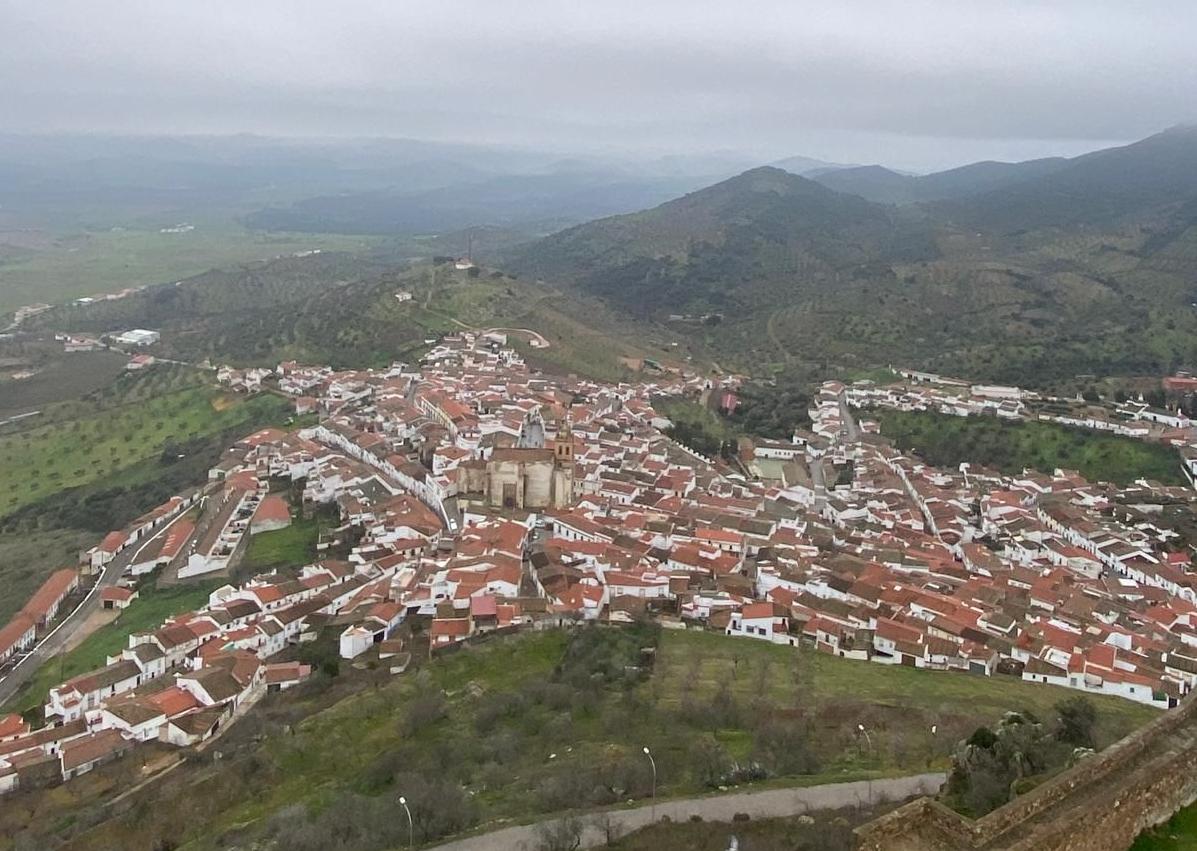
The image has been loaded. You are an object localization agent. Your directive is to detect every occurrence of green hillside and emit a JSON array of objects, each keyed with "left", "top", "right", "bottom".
[
  {"left": 5, "top": 627, "right": 1155, "bottom": 850},
  {"left": 28, "top": 253, "right": 691, "bottom": 380},
  {"left": 507, "top": 130, "right": 1197, "bottom": 386}
]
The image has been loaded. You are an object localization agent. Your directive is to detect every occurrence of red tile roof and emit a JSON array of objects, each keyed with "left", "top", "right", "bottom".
[
  {"left": 159, "top": 520, "right": 195, "bottom": 559},
  {"left": 253, "top": 494, "right": 291, "bottom": 525},
  {"left": 0, "top": 613, "right": 35, "bottom": 654},
  {"left": 98, "top": 531, "right": 127, "bottom": 553},
  {"left": 21, "top": 569, "right": 78, "bottom": 620}
]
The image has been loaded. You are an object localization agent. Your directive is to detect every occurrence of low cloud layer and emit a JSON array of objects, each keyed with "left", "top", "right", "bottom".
[{"left": 1, "top": 0, "right": 1194, "bottom": 170}]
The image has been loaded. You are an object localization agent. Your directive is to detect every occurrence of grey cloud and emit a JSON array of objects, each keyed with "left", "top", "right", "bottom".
[{"left": 1, "top": 0, "right": 1194, "bottom": 170}]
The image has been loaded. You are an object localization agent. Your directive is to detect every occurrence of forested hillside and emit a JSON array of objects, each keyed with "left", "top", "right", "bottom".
[{"left": 507, "top": 129, "right": 1197, "bottom": 386}]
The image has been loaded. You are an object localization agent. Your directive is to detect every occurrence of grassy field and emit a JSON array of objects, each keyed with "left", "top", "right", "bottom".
[
  {"left": 242, "top": 515, "right": 319, "bottom": 573},
  {"left": 649, "top": 630, "right": 1154, "bottom": 767},
  {"left": 653, "top": 395, "right": 736, "bottom": 456},
  {"left": 875, "top": 409, "right": 1185, "bottom": 485},
  {"left": 0, "top": 221, "right": 378, "bottom": 316},
  {"left": 23, "top": 625, "right": 1157, "bottom": 851},
  {"left": 2, "top": 580, "right": 220, "bottom": 717},
  {"left": 1132, "top": 804, "right": 1197, "bottom": 850},
  {"left": 0, "top": 369, "right": 291, "bottom": 517},
  {"left": 417, "top": 266, "right": 694, "bottom": 382}
]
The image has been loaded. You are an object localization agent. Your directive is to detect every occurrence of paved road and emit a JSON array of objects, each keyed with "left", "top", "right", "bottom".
[
  {"left": 0, "top": 508, "right": 196, "bottom": 705},
  {"left": 433, "top": 772, "right": 945, "bottom": 851},
  {"left": 838, "top": 392, "right": 862, "bottom": 443}
]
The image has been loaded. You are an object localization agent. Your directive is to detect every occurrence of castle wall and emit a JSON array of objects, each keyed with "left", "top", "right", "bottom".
[{"left": 855, "top": 695, "right": 1197, "bottom": 850}]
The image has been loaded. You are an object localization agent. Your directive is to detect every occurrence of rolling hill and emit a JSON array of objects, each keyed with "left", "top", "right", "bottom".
[
  {"left": 938, "top": 125, "right": 1197, "bottom": 232},
  {"left": 812, "top": 158, "right": 1069, "bottom": 205},
  {"left": 510, "top": 166, "right": 936, "bottom": 313},
  {"left": 506, "top": 129, "right": 1197, "bottom": 386}
]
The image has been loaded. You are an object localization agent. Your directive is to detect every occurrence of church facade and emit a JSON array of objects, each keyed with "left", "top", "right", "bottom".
[{"left": 458, "top": 410, "right": 576, "bottom": 510}]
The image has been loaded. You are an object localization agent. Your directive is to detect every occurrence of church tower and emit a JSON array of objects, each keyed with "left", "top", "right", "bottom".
[
  {"left": 555, "top": 418, "right": 574, "bottom": 463},
  {"left": 551, "top": 417, "right": 576, "bottom": 507}
]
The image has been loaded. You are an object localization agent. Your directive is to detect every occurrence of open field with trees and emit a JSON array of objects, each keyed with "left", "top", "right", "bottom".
[
  {"left": 1, "top": 580, "right": 220, "bottom": 718},
  {"left": 0, "top": 366, "right": 295, "bottom": 627},
  {"left": 0, "top": 366, "right": 291, "bottom": 517},
  {"left": 26, "top": 252, "right": 700, "bottom": 380},
  {"left": 874, "top": 409, "right": 1185, "bottom": 485},
  {"left": 654, "top": 396, "right": 736, "bottom": 457},
  {"left": 0, "top": 220, "right": 378, "bottom": 316},
  {"left": 240, "top": 503, "right": 341, "bottom": 575},
  {"left": 13, "top": 626, "right": 1156, "bottom": 850}
]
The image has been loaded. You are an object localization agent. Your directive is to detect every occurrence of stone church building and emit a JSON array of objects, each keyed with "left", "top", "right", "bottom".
[{"left": 459, "top": 410, "right": 575, "bottom": 510}]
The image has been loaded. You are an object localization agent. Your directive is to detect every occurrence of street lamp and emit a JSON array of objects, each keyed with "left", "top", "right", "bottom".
[
  {"left": 643, "top": 746, "right": 657, "bottom": 823},
  {"left": 398, "top": 795, "right": 413, "bottom": 850},
  {"left": 858, "top": 725, "right": 875, "bottom": 805}
]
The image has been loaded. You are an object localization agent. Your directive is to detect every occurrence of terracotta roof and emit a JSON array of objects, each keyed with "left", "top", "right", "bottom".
[
  {"left": 21, "top": 569, "right": 78, "bottom": 620},
  {"left": 97, "top": 531, "right": 127, "bottom": 553},
  {"left": 147, "top": 686, "right": 201, "bottom": 717},
  {"left": 0, "top": 613, "right": 35, "bottom": 654},
  {"left": 159, "top": 520, "right": 195, "bottom": 559},
  {"left": 0, "top": 714, "right": 28, "bottom": 739},
  {"left": 253, "top": 494, "right": 291, "bottom": 525},
  {"left": 740, "top": 602, "right": 776, "bottom": 620},
  {"left": 60, "top": 729, "right": 131, "bottom": 772}
]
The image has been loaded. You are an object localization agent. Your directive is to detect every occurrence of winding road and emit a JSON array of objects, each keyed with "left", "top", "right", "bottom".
[{"left": 432, "top": 772, "right": 945, "bottom": 851}]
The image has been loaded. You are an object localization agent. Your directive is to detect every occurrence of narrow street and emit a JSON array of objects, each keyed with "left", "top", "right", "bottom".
[{"left": 838, "top": 391, "right": 862, "bottom": 443}]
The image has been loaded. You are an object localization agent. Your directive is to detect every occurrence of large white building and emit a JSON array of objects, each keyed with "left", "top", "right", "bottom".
[{"left": 113, "top": 329, "right": 160, "bottom": 347}]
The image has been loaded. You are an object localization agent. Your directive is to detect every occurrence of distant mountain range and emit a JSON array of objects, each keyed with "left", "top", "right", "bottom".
[
  {"left": 506, "top": 127, "right": 1197, "bottom": 386},
  {"left": 802, "top": 126, "right": 1197, "bottom": 227}
]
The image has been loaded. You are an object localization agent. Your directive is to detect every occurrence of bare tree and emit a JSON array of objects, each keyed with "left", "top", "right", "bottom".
[
  {"left": 589, "top": 811, "right": 625, "bottom": 846},
  {"left": 534, "top": 814, "right": 585, "bottom": 851}
]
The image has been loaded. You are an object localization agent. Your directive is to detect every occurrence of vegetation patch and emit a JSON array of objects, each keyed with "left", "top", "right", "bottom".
[
  {"left": 0, "top": 527, "right": 95, "bottom": 624},
  {"left": 874, "top": 409, "right": 1184, "bottom": 485},
  {"left": 242, "top": 516, "right": 320, "bottom": 573},
  {"left": 654, "top": 396, "right": 736, "bottom": 457},
  {"left": 0, "top": 366, "right": 292, "bottom": 518},
  {"left": 0, "top": 221, "right": 378, "bottom": 316},
  {"left": 1131, "top": 801, "right": 1197, "bottom": 850},
  {"left": 25, "top": 627, "right": 1158, "bottom": 851}
]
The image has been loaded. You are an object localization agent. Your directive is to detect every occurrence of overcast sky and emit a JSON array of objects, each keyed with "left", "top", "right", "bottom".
[{"left": 2, "top": 0, "right": 1195, "bottom": 171}]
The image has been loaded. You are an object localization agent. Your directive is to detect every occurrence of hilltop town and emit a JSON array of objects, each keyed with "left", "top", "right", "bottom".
[{"left": 2, "top": 332, "right": 1197, "bottom": 802}]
